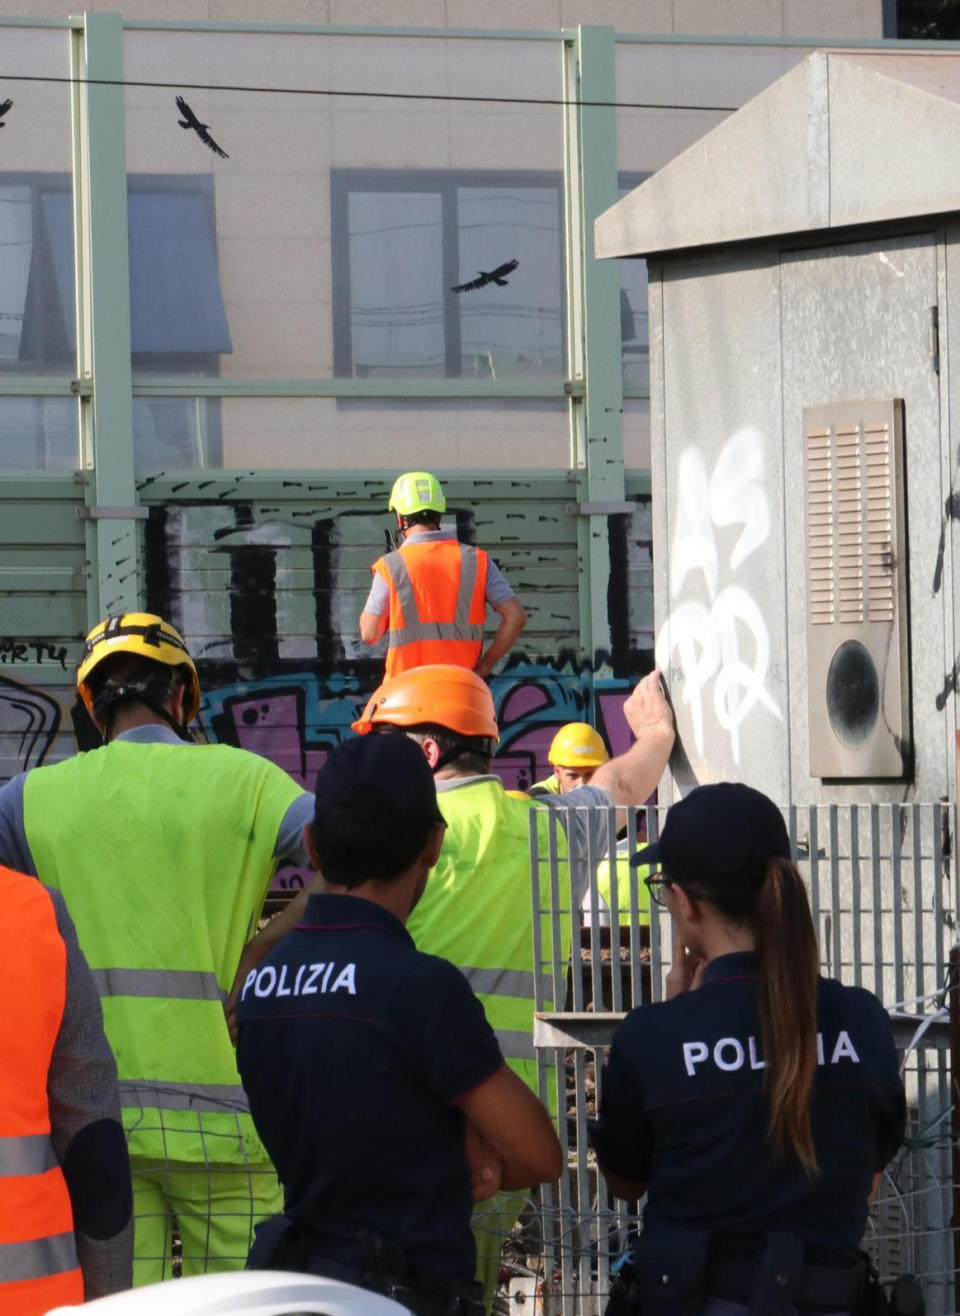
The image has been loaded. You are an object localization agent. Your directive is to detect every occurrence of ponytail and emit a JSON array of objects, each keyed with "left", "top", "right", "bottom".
[{"left": 756, "top": 857, "right": 820, "bottom": 1174}]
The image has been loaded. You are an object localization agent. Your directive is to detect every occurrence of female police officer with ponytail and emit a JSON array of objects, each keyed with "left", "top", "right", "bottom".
[{"left": 590, "top": 783, "right": 905, "bottom": 1316}]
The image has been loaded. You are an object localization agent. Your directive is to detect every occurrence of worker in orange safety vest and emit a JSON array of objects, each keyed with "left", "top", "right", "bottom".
[
  {"left": 0, "top": 864, "right": 132, "bottom": 1314},
  {"left": 359, "top": 471, "right": 527, "bottom": 679}
]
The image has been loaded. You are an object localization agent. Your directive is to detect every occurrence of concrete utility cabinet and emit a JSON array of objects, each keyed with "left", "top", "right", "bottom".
[{"left": 597, "top": 49, "right": 960, "bottom": 806}]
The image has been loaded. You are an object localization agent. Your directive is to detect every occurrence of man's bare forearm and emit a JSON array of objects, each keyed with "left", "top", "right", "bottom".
[
  {"left": 589, "top": 669, "right": 675, "bottom": 807},
  {"left": 591, "top": 726, "right": 674, "bottom": 807},
  {"left": 476, "top": 599, "right": 527, "bottom": 676}
]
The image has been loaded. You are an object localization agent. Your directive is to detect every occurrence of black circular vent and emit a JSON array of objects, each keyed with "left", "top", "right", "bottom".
[{"left": 826, "top": 640, "right": 880, "bottom": 749}]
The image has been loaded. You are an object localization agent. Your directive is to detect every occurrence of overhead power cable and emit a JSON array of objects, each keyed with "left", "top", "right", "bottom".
[{"left": 0, "top": 70, "right": 738, "bottom": 114}]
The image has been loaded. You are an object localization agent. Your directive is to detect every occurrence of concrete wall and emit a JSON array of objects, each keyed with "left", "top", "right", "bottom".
[
  {"left": 652, "top": 228, "right": 958, "bottom": 805},
  {"left": 651, "top": 250, "right": 789, "bottom": 798}
]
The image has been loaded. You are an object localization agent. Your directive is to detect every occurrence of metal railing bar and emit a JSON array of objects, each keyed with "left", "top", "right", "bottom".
[
  {"left": 852, "top": 804, "right": 862, "bottom": 988},
  {"left": 872, "top": 807, "right": 883, "bottom": 1000},
  {"left": 913, "top": 803, "right": 924, "bottom": 1003}
]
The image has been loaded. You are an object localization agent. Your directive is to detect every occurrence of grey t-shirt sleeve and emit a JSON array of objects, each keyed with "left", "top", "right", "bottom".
[
  {"left": 541, "top": 785, "right": 615, "bottom": 904},
  {"left": 362, "top": 572, "right": 390, "bottom": 617},
  {"left": 47, "top": 887, "right": 133, "bottom": 1299},
  {"left": 484, "top": 558, "right": 515, "bottom": 606},
  {"left": 0, "top": 773, "right": 37, "bottom": 876},
  {"left": 274, "top": 792, "right": 314, "bottom": 867}
]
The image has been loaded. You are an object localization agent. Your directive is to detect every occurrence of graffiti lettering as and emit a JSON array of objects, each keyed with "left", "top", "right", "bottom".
[{"left": 656, "top": 428, "right": 782, "bottom": 763}]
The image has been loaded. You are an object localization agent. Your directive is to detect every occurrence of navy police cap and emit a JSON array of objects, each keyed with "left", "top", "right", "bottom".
[
  {"left": 314, "top": 734, "right": 445, "bottom": 830},
  {"left": 631, "top": 781, "right": 791, "bottom": 886}
]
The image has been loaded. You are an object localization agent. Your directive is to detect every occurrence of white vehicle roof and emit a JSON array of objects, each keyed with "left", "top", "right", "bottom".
[{"left": 47, "top": 1270, "right": 411, "bottom": 1316}]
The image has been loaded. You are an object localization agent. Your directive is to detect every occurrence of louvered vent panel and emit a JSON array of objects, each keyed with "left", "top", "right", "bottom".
[
  {"left": 865, "top": 421, "right": 894, "bottom": 623},
  {"left": 806, "top": 427, "right": 834, "bottom": 625},
  {"left": 835, "top": 425, "right": 864, "bottom": 624},
  {"left": 803, "top": 399, "right": 909, "bottom": 779}
]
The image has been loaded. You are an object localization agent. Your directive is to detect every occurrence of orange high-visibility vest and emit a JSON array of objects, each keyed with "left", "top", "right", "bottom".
[
  {"left": 0, "top": 866, "right": 83, "bottom": 1315},
  {"left": 373, "top": 539, "right": 489, "bottom": 677}
]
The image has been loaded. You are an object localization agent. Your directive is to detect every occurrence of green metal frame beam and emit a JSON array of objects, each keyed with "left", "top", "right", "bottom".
[
  {"left": 564, "top": 26, "right": 624, "bottom": 661},
  {"left": 128, "top": 377, "right": 584, "bottom": 399},
  {"left": 77, "top": 12, "right": 138, "bottom": 624}
]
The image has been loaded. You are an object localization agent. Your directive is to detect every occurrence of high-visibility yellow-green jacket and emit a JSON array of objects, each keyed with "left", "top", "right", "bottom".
[
  {"left": 21, "top": 734, "right": 304, "bottom": 1164},
  {"left": 528, "top": 775, "right": 561, "bottom": 796},
  {"left": 591, "top": 846, "right": 651, "bottom": 927},
  {"left": 407, "top": 776, "right": 570, "bottom": 1098}
]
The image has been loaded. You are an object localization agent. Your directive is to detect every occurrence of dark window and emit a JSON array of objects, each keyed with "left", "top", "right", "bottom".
[
  {"left": 618, "top": 173, "right": 651, "bottom": 393},
  {"left": 0, "top": 173, "right": 228, "bottom": 468},
  {"left": 332, "top": 168, "right": 650, "bottom": 396},
  {"left": 17, "top": 174, "right": 232, "bottom": 369},
  {"left": 332, "top": 169, "right": 566, "bottom": 381}
]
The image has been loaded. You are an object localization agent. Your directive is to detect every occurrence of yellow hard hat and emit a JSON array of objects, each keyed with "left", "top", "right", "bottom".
[
  {"left": 548, "top": 722, "right": 609, "bottom": 769},
  {"left": 76, "top": 613, "right": 201, "bottom": 723},
  {"left": 388, "top": 471, "right": 446, "bottom": 517}
]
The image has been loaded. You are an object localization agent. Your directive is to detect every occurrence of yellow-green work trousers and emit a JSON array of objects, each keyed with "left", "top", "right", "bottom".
[
  {"left": 131, "top": 1157, "right": 283, "bottom": 1286},
  {"left": 471, "top": 1191, "right": 528, "bottom": 1316}
]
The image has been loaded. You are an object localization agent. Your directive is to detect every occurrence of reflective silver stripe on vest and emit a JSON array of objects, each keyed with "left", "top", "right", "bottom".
[
  {"left": 494, "top": 1029, "right": 536, "bottom": 1061},
  {"left": 91, "top": 968, "right": 225, "bottom": 1002},
  {"left": 386, "top": 546, "right": 484, "bottom": 647},
  {"left": 0, "top": 1133, "right": 56, "bottom": 1178},
  {"left": 0, "top": 1231, "right": 78, "bottom": 1282},
  {"left": 462, "top": 966, "right": 551, "bottom": 1002},
  {"left": 119, "top": 1081, "right": 250, "bottom": 1115},
  {"left": 452, "top": 546, "right": 479, "bottom": 634}
]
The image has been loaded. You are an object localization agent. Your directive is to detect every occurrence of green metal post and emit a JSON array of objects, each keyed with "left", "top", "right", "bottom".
[
  {"left": 76, "top": 12, "right": 139, "bottom": 625},
  {"left": 564, "top": 26, "right": 625, "bottom": 662}
]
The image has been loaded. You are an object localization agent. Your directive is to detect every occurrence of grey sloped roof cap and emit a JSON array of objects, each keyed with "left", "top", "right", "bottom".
[{"left": 596, "top": 49, "right": 960, "bottom": 259}]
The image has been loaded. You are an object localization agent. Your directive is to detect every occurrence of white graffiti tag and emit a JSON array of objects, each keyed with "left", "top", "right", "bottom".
[{"left": 656, "top": 428, "right": 782, "bottom": 764}]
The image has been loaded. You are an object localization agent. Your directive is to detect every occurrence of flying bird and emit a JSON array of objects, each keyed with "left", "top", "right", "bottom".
[
  {"left": 0, "top": 99, "right": 13, "bottom": 128},
  {"left": 175, "top": 96, "right": 228, "bottom": 159},
  {"left": 451, "top": 258, "right": 519, "bottom": 294}
]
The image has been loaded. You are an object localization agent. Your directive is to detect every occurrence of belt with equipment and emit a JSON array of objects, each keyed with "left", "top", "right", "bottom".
[
  {"left": 248, "top": 1213, "right": 484, "bottom": 1316},
  {"left": 604, "top": 1228, "right": 867, "bottom": 1316},
  {"left": 707, "top": 1253, "right": 864, "bottom": 1310}
]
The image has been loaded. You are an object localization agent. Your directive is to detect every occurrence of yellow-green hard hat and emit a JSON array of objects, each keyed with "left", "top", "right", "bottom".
[
  {"left": 389, "top": 471, "right": 446, "bottom": 517},
  {"left": 548, "top": 722, "right": 609, "bottom": 768}
]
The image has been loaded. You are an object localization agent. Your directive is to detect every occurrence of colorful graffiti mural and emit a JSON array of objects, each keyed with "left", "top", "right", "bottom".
[
  {"left": 0, "top": 657, "right": 639, "bottom": 895},
  {"left": 196, "top": 658, "right": 636, "bottom": 892},
  {"left": 0, "top": 483, "right": 652, "bottom": 898},
  {"left": 197, "top": 659, "right": 634, "bottom": 795}
]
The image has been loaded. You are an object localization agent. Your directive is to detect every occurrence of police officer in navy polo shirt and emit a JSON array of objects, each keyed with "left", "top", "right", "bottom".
[
  {"left": 235, "top": 734, "right": 562, "bottom": 1316},
  {"left": 590, "top": 783, "right": 905, "bottom": 1316}
]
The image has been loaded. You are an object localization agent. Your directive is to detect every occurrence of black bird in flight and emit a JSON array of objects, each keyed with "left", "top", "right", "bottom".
[
  {"left": 451, "top": 258, "right": 519, "bottom": 294},
  {"left": 175, "top": 96, "right": 228, "bottom": 159},
  {"left": 0, "top": 99, "right": 13, "bottom": 128}
]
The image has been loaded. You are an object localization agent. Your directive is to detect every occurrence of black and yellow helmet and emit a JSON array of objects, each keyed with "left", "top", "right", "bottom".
[{"left": 76, "top": 613, "right": 201, "bottom": 724}]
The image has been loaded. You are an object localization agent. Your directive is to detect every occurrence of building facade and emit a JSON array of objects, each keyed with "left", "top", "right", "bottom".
[{"left": 0, "top": 7, "right": 886, "bottom": 870}]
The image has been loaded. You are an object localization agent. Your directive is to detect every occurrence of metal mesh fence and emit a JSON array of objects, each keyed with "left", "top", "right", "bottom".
[
  {"left": 516, "top": 800, "right": 959, "bottom": 1316},
  {"left": 124, "top": 1099, "right": 282, "bottom": 1283}
]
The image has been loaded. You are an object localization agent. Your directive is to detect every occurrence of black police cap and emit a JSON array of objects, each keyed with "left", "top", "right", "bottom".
[
  {"left": 314, "top": 734, "right": 445, "bottom": 831},
  {"left": 631, "top": 781, "right": 791, "bottom": 887}
]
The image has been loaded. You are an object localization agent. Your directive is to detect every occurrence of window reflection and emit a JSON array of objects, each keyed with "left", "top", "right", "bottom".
[
  {"left": 457, "top": 186, "right": 562, "bottom": 379},
  {"left": 333, "top": 170, "right": 565, "bottom": 380},
  {"left": 0, "top": 186, "right": 34, "bottom": 363},
  {"left": 347, "top": 191, "right": 445, "bottom": 378},
  {"left": 618, "top": 175, "right": 650, "bottom": 393},
  {"left": 0, "top": 397, "right": 78, "bottom": 469}
]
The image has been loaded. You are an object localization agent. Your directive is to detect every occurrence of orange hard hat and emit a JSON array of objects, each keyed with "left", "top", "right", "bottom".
[{"left": 352, "top": 664, "right": 499, "bottom": 742}]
